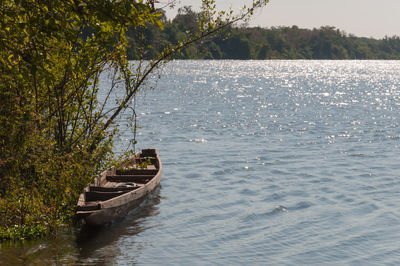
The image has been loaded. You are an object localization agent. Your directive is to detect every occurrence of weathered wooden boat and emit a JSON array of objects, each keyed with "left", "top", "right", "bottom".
[{"left": 76, "top": 149, "right": 162, "bottom": 225}]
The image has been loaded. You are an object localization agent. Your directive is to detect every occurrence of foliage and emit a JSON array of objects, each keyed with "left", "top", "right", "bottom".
[
  {"left": 0, "top": 0, "right": 269, "bottom": 240},
  {"left": 128, "top": 15, "right": 400, "bottom": 60},
  {"left": 0, "top": 189, "right": 48, "bottom": 240}
]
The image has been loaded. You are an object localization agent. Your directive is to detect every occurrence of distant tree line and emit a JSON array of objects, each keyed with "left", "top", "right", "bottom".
[{"left": 127, "top": 7, "right": 400, "bottom": 60}]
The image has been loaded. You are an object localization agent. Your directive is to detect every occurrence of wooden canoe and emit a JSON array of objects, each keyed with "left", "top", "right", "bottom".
[{"left": 76, "top": 149, "right": 162, "bottom": 226}]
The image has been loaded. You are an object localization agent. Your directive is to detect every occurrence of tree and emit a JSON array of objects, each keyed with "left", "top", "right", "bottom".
[
  {"left": 257, "top": 44, "right": 271, "bottom": 59},
  {"left": 0, "top": 0, "right": 269, "bottom": 239}
]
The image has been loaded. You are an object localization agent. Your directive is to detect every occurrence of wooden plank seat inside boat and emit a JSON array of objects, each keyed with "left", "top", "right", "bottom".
[
  {"left": 106, "top": 174, "right": 154, "bottom": 184},
  {"left": 76, "top": 201, "right": 101, "bottom": 211},
  {"left": 89, "top": 185, "right": 139, "bottom": 192},
  {"left": 84, "top": 190, "right": 131, "bottom": 202},
  {"left": 115, "top": 168, "right": 158, "bottom": 175}
]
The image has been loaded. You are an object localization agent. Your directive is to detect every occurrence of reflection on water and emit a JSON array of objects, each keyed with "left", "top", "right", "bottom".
[{"left": 0, "top": 187, "right": 162, "bottom": 265}]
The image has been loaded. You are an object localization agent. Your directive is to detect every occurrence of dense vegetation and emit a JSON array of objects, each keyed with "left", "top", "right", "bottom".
[
  {"left": 128, "top": 7, "right": 400, "bottom": 60},
  {"left": 0, "top": 0, "right": 161, "bottom": 240},
  {"left": 0, "top": 0, "right": 269, "bottom": 240}
]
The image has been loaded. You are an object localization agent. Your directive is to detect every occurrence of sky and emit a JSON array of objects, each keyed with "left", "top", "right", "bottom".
[{"left": 162, "top": 0, "right": 400, "bottom": 39}]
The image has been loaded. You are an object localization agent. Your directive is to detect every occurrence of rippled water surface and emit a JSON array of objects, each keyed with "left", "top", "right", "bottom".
[{"left": 2, "top": 60, "right": 400, "bottom": 265}]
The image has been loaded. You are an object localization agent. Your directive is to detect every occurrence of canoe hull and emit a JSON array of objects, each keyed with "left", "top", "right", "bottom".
[{"left": 76, "top": 149, "right": 162, "bottom": 226}]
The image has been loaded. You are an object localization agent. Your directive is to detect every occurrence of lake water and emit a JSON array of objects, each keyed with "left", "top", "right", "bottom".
[{"left": 1, "top": 60, "right": 400, "bottom": 265}]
